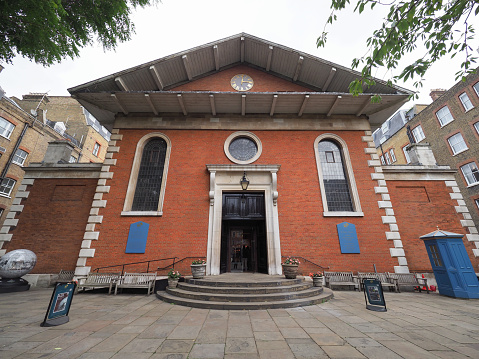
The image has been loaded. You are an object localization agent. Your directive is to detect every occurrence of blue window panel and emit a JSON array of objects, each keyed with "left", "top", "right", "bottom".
[
  {"left": 337, "top": 222, "right": 360, "bottom": 253},
  {"left": 125, "top": 221, "right": 149, "bottom": 253}
]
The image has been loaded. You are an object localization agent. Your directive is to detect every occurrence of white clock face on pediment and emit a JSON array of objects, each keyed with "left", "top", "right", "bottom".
[{"left": 230, "top": 74, "right": 254, "bottom": 92}]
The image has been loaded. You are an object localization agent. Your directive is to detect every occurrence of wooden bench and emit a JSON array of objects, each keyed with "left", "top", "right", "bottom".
[
  {"left": 114, "top": 272, "right": 157, "bottom": 295},
  {"left": 56, "top": 269, "right": 75, "bottom": 283},
  {"left": 77, "top": 272, "right": 121, "bottom": 295},
  {"left": 324, "top": 271, "right": 359, "bottom": 291},
  {"left": 387, "top": 273, "right": 429, "bottom": 293},
  {"left": 357, "top": 272, "right": 398, "bottom": 292}
]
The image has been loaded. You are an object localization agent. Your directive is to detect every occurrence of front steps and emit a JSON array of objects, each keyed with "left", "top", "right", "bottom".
[{"left": 156, "top": 273, "right": 333, "bottom": 309}]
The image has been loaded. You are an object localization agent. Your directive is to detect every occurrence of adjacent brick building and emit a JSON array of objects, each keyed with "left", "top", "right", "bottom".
[{"left": 1, "top": 34, "right": 478, "bottom": 282}]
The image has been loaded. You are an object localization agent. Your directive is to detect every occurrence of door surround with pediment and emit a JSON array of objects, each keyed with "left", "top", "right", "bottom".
[{"left": 206, "top": 165, "right": 282, "bottom": 275}]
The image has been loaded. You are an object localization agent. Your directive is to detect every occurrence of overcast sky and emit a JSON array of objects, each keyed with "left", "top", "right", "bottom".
[{"left": 0, "top": 0, "right": 474, "bottom": 110}]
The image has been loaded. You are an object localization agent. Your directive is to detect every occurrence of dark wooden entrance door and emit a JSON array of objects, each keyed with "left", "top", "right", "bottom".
[{"left": 220, "top": 193, "right": 267, "bottom": 274}]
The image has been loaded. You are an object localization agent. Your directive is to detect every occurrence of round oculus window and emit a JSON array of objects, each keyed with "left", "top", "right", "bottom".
[
  {"left": 229, "top": 137, "right": 257, "bottom": 161},
  {"left": 224, "top": 131, "right": 262, "bottom": 164}
]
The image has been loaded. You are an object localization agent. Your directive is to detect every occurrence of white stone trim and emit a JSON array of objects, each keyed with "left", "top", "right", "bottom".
[
  {"left": 223, "top": 131, "right": 263, "bottom": 165},
  {"left": 206, "top": 164, "right": 281, "bottom": 276},
  {"left": 122, "top": 132, "right": 171, "bottom": 214},
  {"left": 314, "top": 133, "right": 362, "bottom": 215},
  {"left": 362, "top": 132, "right": 408, "bottom": 273}
]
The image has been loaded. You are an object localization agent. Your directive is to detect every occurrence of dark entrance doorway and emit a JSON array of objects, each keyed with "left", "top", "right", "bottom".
[{"left": 220, "top": 192, "right": 267, "bottom": 274}]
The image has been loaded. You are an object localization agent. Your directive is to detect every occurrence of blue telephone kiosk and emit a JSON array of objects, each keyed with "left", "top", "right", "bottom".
[{"left": 420, "top": 229, "right": 479, "bottom": 299}]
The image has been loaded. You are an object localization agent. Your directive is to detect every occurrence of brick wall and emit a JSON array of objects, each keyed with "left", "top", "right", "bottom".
[
  {"left": 4, "top": 178, "right": 97, "bottom": 273},
  {"left": 388, "top": 180, "right": 479, "bottom": 271},
  {"left": 172, "top": 65, "right": 312, "bottom": 92},
  {"left": 87, "top": 128, "right": 398, "bottom": 274}
]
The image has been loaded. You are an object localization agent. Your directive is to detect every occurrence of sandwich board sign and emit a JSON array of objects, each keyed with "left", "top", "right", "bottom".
[
  {"left": 362, "top": 278, "right": 387, "bottom": 312},
  {"left": 41, "top": 281, "right": 76, "bottom": 327}
]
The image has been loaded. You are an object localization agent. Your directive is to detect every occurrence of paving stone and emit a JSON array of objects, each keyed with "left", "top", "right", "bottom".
[
  {"left": 309, "top": 332, "right": 345, "bottom": 346},
  {"left": 117, "top": 325, "right": 149, "bottom": 334},
  {"left": 346, "top": 337, "right": 383, "bottom": 347},
  {"left": 44, "top": 337, "right": 104, "bottom": 359},
  {"left": 253, "top": 331, "right": 285, "bottom": 341},
  {"left": 356, "top": 346, "right": 403, "bottom": 359},
  {"left": 167, "top": 325, "right": 202, "bottom": 339},
  {"left": 188, "top": 343, "right": 225, "bottom": 358},
  {"left": 119, "top": 338, "right": 162, "bottom": 353},
  {"left": 286, "top": 338, "right": 328, "bottom": 358},
  {"left": 278, "top": 327, "right": 309, "bottom": 339},
  {"left": 137, "top": 324, "right": 176, "bottom": 339},
  {"left": 272, "top": 317, "right": 299, "bottom": 328},
  {"left": 379, "top": 340, "right": 439, "bottom": 358},
  {"left": 110, "top": 352, "right": 152, "bottom": 359},
  {"left": 251, "top": 319, "right": 278, "bottom": 332},
  {"left": 227, "top": 324, "right": 253, "bottom": 338},
  {"left": 150, "top": 354, "right": 187, "bottom": 359},
  {"left": 158, "top": 340, "right": 194, "bottom": 353},
  {"left": 321, "top": 344, "right": 366, "bottom": 358},
  {"left": 429, "top": 350, "right": 470, "bottom": 359},
  {"left": 225, "top": 338, "right": 257, "bottom": 354},
  {"left": 88, "top": 333, "right": 137, "bottom": 352},
  {"left": 224, "top": 354, "right": 260, "bottom": 359}
]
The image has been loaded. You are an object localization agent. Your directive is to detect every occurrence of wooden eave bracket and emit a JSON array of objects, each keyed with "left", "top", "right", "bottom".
[
  {"left": 144, "top": 94, "right": 158, "bottom": 115},
  {"left": 266, "top": 46, "right": 273, "bottom": 72},
  {"left": 149, "top": 65, "right": 164, "bottom": 90},
  {"left": 213, "top": 45, "right": 220, "bottom": 71},
  {"left": 270, "top": 94, "right": 278, "bottom": 116},
  {"left": 241, "top": 94, "right": 246, "bottom": 116},
  {"left": 182, "top": 55, "right": 193, "bottom": 81},
  {"left": 111, "top": 94, "right": 128, "bottom": 115},
  {"left": 293, "top": 56, "right": 304, "bottom": 82},
  {"left": 357, "top": 96, "right": 372, "bottom": 117},
  {"left": 240, "top": 37, "right": 245, "bottom": 63},
  {"left": 177, "top": 94, "right": 187, "bottom": 115},
  {"left": 298, "top": 95, "right": 309, "bottom": 116},
  {"left": 115, "top": 77, "right": 129, "bottom": 91},
  {"left": 209, "top": 94, "right": 216, "bottom": 116},
  {"left": 322, "top": 67, "right": 336, "bottom": 91},
  {"left": 327, "top": 95, "right": 342, "bottom": 117}
]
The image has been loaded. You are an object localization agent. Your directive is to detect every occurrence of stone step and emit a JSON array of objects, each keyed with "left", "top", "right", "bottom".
[
  {"left": 157, "top": 288, "right": 334, "bottom": 310},
  {"left": 177, "top": 281, "right": 312, "bottom": 294},
  {"left": 166, "top": 286, "right": 324, "bottom": 302},
  {"left": 187, "top": 277, "right": 303, "bottom": 288}
]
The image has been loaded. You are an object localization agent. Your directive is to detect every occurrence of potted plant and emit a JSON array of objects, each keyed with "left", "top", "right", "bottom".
[
  {"left": 167, "top": 269, "right": 181, "bottom": 288},
  {"left": 282, "top": 257, "right": 300, "bottom": 279},
  {"left": 191, "top": 259, "right": 206, "bottom": 279},
  {"left": 309, "top": 271, "right": 324, "bottom": 287}
]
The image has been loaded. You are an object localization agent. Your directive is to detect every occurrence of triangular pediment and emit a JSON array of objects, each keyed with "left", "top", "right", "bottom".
[
  {"left": 170, "top": 65, "right": 313, "bottom": 93},
  {"left": 68, "top": 33, "right": 413, "bottom": 131}
]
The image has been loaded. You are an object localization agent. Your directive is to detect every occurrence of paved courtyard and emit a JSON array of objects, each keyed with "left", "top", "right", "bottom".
[{"left": 0, "top": 287, "right": 478, "bottom": 358}]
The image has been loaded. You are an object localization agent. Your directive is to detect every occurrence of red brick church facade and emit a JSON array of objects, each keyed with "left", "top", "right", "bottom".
[{"left": 2, "top": 34, "right": 478, "bottom": 280}]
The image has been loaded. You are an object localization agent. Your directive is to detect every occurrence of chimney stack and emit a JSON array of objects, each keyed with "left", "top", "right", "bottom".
[{"left": 429, "top": 89, "right": 447, "bottom": 101}]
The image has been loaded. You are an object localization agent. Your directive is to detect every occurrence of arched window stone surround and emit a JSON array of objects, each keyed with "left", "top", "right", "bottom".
[
  {"left": 122, "top": 132, "right": 172, "bottom": 216},
  {"left": 314, "top": 133, "right": 363, "bottom": 217}
]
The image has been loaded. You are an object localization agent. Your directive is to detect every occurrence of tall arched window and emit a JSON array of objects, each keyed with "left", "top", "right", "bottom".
[
  {"left": 132, "top": 138, "right": 167, "bottom": 211},
  {"left": 314, "top": 134, "right": 363, "bottom": 216},
  {"left": 122, "top": 133, "right": 171, "bottom": 216}
]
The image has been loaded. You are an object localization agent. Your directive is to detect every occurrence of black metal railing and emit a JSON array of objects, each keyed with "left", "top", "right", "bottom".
[
  {"left": 281, "top": 255, "right": 329, "bottom": 275},
  {"left": 93, "top": 257, "right": 178, "bottom": 276}
]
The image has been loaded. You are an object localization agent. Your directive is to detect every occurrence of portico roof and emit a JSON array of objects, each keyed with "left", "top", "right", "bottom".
[{"left": 68, "top": 33, "right": 413, "bottom": 131}]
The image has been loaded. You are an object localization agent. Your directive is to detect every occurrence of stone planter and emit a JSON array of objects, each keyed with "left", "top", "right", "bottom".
[
  {"left": 168, "top": 279, "right": 179, "bottom": 288},
  {"left": 312, "top": 277, "right": 323, "bottom": 288},
  {"left": 282, "top": 264, "right": 299, "bottom": 279},
  {"left": 191, "top": 264, "right": 206, "bottom": 279}
]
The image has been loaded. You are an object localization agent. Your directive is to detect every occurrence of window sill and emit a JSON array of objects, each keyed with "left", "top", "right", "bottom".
[
  {"left": 466, "top": 183, "right": 479, "bottom": 189},
  {"left": 0, "top": 193, "right": 12, "bottom": 199},
  {"left": 12, "top": 162, "right": 24, "bottom": 167},
  {"left": 323, "top": 212, "right": 364, "bottom": 217},
  {"left": 452, "top": 148, "right": 469, "bottom": 156},
  {"left": 439, "top": 120, "right": 454, "bottom": 129},
  {"left": 464, "top": 107, "right": 474, "bottom": 113},
  {"left": 121, "top": 211, "right": 163, "bottom": 216}
]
